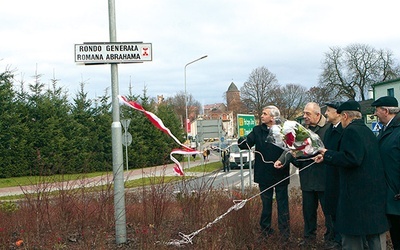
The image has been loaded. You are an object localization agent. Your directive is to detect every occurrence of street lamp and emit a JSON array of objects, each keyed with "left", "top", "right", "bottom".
[
  {"left": 184, "top": 55, "right": 207, "bottom": 166},
  {"left": 184, "top": 55, "right": 208, "bottom": 141}
]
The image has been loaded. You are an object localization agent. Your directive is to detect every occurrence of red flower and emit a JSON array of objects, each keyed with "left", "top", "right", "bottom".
[{"left": 285, "top": 132, "right": 295, "bottom": 147}]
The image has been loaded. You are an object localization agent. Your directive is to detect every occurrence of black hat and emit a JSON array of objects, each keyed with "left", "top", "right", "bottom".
[
  {"left": 371, "top": 96, "right": 398, "bottom": 107},
  {"left": 337, "top": 100, "right": 361, "bottom": 114},
  {"left": 324, "top": 101, "right": 342, "bottom": 110}
]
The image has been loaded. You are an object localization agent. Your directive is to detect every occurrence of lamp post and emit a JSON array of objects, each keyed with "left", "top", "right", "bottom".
[{"left": 184, "top": 55, "right": 207, "bottom": 167}]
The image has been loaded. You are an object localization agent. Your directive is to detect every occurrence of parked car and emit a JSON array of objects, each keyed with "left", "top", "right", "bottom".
[{"left": 228, "top": 143, "right": 255, "bottom": 169}]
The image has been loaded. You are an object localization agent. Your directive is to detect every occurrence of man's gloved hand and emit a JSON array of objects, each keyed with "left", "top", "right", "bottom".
[{"left": 394, "top": 193, "right": 400, "bottom": 201}]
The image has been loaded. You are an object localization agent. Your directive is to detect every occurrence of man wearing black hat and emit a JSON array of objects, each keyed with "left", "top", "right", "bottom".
[
  {"left": 322, "top": 101, "right": 343, "bottom": 249},
  {"left": 372, "top": 96, "right": 400, "bottom": 250},
  {"left": 315, "top": 100, "right": 389, "bottom": 250}
]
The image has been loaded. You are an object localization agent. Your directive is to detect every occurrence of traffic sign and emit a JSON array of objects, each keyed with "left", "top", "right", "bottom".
[
  {"left": 237, "top": 114, "right": 256, "bottom": 137},
  {"left": 75, "top": 42, "right": 152, "bottom": 64},
  {"left": 122, "top": 132, "right": 132, "bottom": 146},
  {"left": 372, "top": 122, "right": 382, "bottom": 132},
  {"left": 121, "top": 119, "right": 131, "bottom": 131}
]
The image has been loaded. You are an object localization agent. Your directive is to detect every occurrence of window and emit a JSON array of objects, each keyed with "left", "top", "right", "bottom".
[{"left": 387, "top": 88, "right": 394, "bottom": 97}]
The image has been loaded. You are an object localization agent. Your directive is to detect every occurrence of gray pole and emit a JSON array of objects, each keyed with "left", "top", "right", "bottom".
[
  {"left": 239, "top": 151, "right": 244, "bottom": 193},
  {"left": 125, "top": 131, "right": 129, "bottom": 171},
  {"left": 108, "top": 0, "right": 127, "bottom": 244},
  {"left": 184, "top": 55, "right": 208, "bottom": 169},
  {"left": 218, "top": 117, "right": 222, "bottom": 162},
  {"left": 248, "top": 149, "right": 252, "bottom": 185}
]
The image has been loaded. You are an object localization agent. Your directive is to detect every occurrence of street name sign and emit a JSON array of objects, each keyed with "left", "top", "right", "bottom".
[{"left": 75, "top": 42, "right": 152, "bottom": 64}]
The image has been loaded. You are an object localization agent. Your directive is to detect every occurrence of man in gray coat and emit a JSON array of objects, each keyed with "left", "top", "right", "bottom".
[
  {"left": 275, "top": 102, "right": 332, "bottom": 247},
  {"left": 372, "top": 96, "right": 400, "bottom": 250},
  {"left": 316, "top": 100, "right": 389, "bottom": 250}
]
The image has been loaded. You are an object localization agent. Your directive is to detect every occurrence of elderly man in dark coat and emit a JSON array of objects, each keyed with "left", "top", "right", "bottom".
[
  {"left": 372, "top": 96, "right": 400, "bottom": 250},
  {"left": 238, "top": 105, "right": 290, "bottom": 239},
  {"left": 322, "top": 101, "right": 343, "bottom": 249},
  {"left": 316, "top": 100, "right": 389, "bottom": 250}
]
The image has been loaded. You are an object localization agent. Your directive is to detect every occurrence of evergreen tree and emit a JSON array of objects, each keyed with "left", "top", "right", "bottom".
[
  {"left": 25, "top": 75, "right": 73, "bottom": 175},
  {"left": 0, "top": 70, "right": 23, "bottom": 177},
  {"left": 90, "top": 89, "right": 112, "bottom": 172}
]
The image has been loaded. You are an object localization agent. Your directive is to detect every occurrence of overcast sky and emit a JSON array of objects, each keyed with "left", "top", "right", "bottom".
[{"left": 1, "top": 0, "right": 400, "bottom": 106}]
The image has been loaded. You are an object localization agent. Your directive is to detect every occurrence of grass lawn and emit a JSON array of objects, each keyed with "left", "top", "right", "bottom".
[{"left": 0, "top": 161, "right": 222, "bottom": 194}]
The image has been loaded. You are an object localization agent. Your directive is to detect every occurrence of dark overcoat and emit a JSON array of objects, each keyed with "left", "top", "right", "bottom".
[
  {"left": 323, "top": 123, "right": 343, "bottom": 216},
  {"left": 377, "top": 112, "right": 400, "bottom": 216},
  {"left": 323, "top": 119, "right": 389, "bottom": 235},
  {"left": 238, "top": 124, "right": 290, "bottom": 186},
  {"left": 297, "top": 116, "right": 329, "bottom": 191}
]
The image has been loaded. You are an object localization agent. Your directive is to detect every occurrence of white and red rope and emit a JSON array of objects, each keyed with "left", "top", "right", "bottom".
[{"left": 118, "top": 95, "right": 201, "bottom": 176}]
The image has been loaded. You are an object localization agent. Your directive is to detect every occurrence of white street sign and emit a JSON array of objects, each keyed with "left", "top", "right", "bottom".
[
  {"left": 122, "top": 132, "right": 132, "bottom": 146},
  {"left": 75, "top": 42, "right": 152, "bottom": 64},
  {"left": 121, "top": 119, "right": 131, "bottom": 131}
]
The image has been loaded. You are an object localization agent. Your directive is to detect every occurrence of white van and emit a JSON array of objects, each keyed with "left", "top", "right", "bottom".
[{"left": 228, "top": 143, "right": 255, "bottom": 169}]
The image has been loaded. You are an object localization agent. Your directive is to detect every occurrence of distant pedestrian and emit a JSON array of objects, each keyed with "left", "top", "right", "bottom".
[
  {"left": 222, "top": 149, "right": 230, "bottom": 172},
  {"left": 372, "top": 96, "right": 400, "bottom": 250},
  {"left": 203, "top": 149, "right": 210, "bottom": 162}
]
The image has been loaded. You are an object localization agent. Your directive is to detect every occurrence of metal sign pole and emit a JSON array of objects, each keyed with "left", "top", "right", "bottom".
[
  {"left": 125, "top": 132, "right": 129, "bottom": 171},
  {"left": 108, "top": 0, "right": 126, "bottom": 244},
  {"left": 76, "top": 1, "right": 151, "bottom": 245},
  {"left": 240, "top": 151, "right": 244, "bottom": 193},
  {"left": 248, "top": 149, "right": 252, "bottom": 186}
]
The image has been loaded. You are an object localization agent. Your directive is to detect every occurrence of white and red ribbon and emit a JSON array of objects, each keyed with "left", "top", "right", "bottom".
[{"left": 118, "top": 95, "right": 201, "bottom": 175}]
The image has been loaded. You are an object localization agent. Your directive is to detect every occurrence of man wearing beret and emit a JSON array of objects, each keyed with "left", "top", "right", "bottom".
[
  {"left": 315, "top": 100, "right": 389, "bottom": 250},
  {"left": 322, "top": 101, "right": 343, "bottom": 249},
  {"left": 372, "top": 96, "right": 400, "bottom": 250}
]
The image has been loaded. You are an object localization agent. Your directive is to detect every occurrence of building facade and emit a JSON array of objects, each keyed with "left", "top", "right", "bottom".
[{"left": 372, "top": 77, "right": 400, "bottom": 101}]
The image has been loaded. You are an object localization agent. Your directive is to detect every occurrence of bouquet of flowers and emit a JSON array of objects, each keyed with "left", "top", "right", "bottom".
[
  {"left": 268, "top": 124, "right": 285, "bottom": 148},
  {"left": 281, "top": 120, "right": 324, "bottom": 158}
]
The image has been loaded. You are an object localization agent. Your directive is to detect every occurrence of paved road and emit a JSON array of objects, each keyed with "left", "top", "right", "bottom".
[
  {"left": 0, "top": 150, "right": 300, "bottom": 198},
  {"left": 0, "top": 152, "right": 218, "bottom": 198}
]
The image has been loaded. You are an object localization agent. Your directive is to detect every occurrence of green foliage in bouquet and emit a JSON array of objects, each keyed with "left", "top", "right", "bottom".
[{"left": 295, "top": 124, "right": 310, "bottom": 142}]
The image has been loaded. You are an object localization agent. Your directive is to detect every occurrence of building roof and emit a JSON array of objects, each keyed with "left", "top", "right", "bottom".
[
  {"left": 204, "top": 103, "right": 226, "bottom": 110},
  {"left": 372, "top": 77, "right": 400, "bottom": 87},
  {"left": 227, "top": 82, "right": 239, "bottom": 92}
]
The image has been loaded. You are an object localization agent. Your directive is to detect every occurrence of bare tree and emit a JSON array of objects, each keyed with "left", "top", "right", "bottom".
[
  {"left": 165, "top": 91, "right": 201, "bottom": 124},
  {"left": 273, "top": 84, "right": 308, "bottom": 120},
  {"left": 319, "top": 43, "right": 400, "bottom": 101},
  {"left": 240, "top": 66, "right": 279, "bottom": 123},
  {"left": 306, "top": 86, "right": 338, "bottom": 104}
]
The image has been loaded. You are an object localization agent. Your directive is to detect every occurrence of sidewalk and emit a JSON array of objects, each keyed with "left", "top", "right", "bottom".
[{"left": 0, "top": 154, "right": 220, "bottom": 198}]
